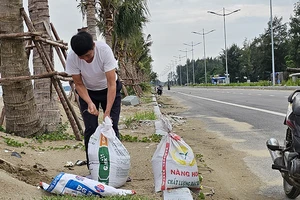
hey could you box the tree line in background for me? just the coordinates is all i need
[169,2,300,85]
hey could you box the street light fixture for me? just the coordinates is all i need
[208,8,241,84]
[192,29,215,84]
[183,42,201,84]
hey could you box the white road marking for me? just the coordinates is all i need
[177,92,286,117]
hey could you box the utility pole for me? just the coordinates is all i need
[270,0,275,86]
[183,42,201,84]
[174,55,186,86]
[179,48,192,85]
[208,8,241,84]
[192,29,215,84]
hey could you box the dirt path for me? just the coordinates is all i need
[0,94,277,199]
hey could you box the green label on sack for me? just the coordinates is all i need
[98,134,110,184]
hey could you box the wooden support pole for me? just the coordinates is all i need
[0,107,5,127]
[0,71,70,83]
[39,29,83,140]
[21,8,82,141]
[50,22,81,109]
[25,44,35,49]
[54,75,73,82]
[0,32,43,38]
[50,23,67,59]
[40,42,83,135]
[34,36,68,49]
[122,62,143,97]
[42,21,66,69]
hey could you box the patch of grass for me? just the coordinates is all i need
[0,125,5,132]
[124,116,135,128]
[2,137,27,147]
[195,153,205,162]
[284,78,300,86]
[123,111,156,128]
[140,96,153,104]
[120,134,162,143]
[196,153,207,168]
[48,143,85,151]
[198,192,206,199]
[28,142,85,151]
[134,111,156,121]
[34,122,75,143]
[120,134,139,142]
[149,134,163,143]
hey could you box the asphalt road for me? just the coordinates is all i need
[164,87,299,199]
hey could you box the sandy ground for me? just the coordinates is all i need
[0,93,276,200]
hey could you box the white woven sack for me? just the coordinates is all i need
[88,117,130,188]
[152,116,200,192]
[40,172,135,196]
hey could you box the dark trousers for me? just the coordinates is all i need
[79,80,122,166]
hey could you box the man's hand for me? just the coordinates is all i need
[88,102,99,116]
[103,112,111,121]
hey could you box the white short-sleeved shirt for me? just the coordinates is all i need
[66,41,118,90]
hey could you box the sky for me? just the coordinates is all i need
[23,0,299,82]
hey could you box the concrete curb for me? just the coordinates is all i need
[151,94,194,200]
[152,94,167,136]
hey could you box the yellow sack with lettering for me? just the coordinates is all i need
[151,116,200,193]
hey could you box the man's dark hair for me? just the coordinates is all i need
[70,31,94,56]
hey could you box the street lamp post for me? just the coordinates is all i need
[174,55,186,86]
[208,8,240,84]
[165,64,172,84]
[179,48,191,85]
[192,29,215,84]
[172,59,177,85]
[270,0,275,86]
[184,42,201,84]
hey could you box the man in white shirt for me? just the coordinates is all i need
[66,31,122,164]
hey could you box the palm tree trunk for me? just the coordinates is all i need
[86,0,97,39]
[28,0,61,132]
[0,0,43,137]
[101,1,115,47]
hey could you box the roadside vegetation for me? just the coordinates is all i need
[182,78,300,87]
[123,111,156,128]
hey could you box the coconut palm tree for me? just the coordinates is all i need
[77,0,97,39]
[127,33,153,82]
[78,0,152,93]
[86,0,97,39]
[96,0,121,47]
[0,0,43,137]
[28,0,61,132]
[113,0,150,82]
